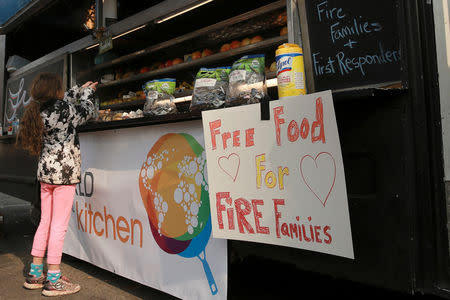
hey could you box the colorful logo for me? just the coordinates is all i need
[139,133,217,295]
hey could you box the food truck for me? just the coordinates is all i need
[1,0,450,298]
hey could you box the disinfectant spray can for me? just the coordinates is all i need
[275,43,306,98]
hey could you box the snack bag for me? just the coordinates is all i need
[143,79,178,116]
[225,54,267,106]
[190,67,231,111]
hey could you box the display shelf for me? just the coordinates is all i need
[100,99,145,110]
[95,36,287,90]
[99,72,278,111]
[77,0,286,79]
[99,89,193,110]
[79,111,202,133]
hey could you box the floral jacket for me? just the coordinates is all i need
[37,85,96,185]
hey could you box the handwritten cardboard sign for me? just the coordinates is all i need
[202,91,354,258]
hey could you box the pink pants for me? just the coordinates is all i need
[31,183,76,265]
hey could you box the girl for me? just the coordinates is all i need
[17,72,97,297]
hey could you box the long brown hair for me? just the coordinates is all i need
[16,73,64,156]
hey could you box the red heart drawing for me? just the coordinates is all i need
[218,153,240,182]
[300,152,336,207]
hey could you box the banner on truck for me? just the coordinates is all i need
[202,91,354,259]
[64,120,227,300]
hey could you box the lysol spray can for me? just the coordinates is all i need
[275,43,306,97]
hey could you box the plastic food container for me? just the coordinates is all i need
[275,43,306,97]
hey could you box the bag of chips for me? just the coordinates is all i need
[225,54,267,107]
[190,67,231,111]
[143,79,178,116]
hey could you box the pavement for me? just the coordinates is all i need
[0,191,447,300]
[0,192,176,300]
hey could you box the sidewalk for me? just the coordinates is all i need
[0,192,176,300]
[0,192,445,300]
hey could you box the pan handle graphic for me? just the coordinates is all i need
[197,249,218,295]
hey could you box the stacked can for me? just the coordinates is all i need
[275,43,306,98]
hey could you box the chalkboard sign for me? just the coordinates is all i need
[298,0,402,92]
[3,54,67,128]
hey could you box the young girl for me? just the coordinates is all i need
[17,72,97,297]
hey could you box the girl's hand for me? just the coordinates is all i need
[89,82,98,91]
[81,81,93,88]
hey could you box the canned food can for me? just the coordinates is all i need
[275,43,306,97]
